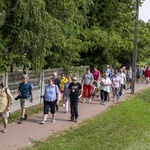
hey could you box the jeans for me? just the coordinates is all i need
[119,84,124,97]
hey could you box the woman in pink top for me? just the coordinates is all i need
[92,67,101,81]
[145,66,150,84]
[91,67,101,97]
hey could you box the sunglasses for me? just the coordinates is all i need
[73,80,77,81]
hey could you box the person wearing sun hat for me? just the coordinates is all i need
[18,74,33,124]
[0,82,13,133]
[67,77,82,122]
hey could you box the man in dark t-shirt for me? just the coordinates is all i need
[67,77,82,122]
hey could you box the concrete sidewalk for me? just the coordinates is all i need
[0,83,150,150]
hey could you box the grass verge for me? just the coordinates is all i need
[26,88,150,150]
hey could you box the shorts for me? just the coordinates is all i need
[127,78,132,82]
[20,98,29,108]
[44,100,57,114]
[1,111,9,118]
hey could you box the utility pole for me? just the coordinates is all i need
[131,0,140,94]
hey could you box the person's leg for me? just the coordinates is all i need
[100,90,104,104]
[2,112,9,133]
[41,101,50,123]
[50,100,57,122]
[21,108,26,119]
[74,99,79,122]
[65,100,69,113]
[61,92,65,107]
[107,92,110,101]
[70,98,75,120]
[104,91,108,103]
[18,99,28,124]
[112,88,115,101]
[82,84,87,102]
[119,84,123,97]
[115,88,119,102]
[87,85,92,102]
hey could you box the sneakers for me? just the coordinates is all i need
[18,118,24,124]
[64,111,69,114]
[74,118,78,122]
[82,99,86,103]
[24,114,28,120]
[89,99,91,102]
[18,114,27,124]
[41,120,46,124]
[69,118,74,121]
[100,101,105,105]
[113,100,118,104]
[51,118,56,123]
[2,127,8,133]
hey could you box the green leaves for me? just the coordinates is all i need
[0,0,149,73]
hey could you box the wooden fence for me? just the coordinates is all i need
[0,66,87,112]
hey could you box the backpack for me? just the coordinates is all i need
[5,87,13,105]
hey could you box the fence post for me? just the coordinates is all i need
[40,70,44,104]
[5,72,8,87]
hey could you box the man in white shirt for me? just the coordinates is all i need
[118,69,126,98]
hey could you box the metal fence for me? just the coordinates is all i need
[0,66,87,112]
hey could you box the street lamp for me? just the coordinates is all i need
[131,0,140,94]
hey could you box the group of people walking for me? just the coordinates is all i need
[0,64,150,133]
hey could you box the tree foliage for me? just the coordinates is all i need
[0,0,150,73]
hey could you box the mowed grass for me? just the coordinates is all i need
[27,89,150,150]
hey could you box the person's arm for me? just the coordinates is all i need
[90,73,94,85]
[30,91,33,102]
[56,85,61,102]
[29,84,33,102]
[18,83,22,96]
[66,83,71,101]
[81,75,84,85]
[97,71,101,81]
[79,84,82,95]
[6,88,13,111]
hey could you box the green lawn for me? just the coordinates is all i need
[26,89,150,150]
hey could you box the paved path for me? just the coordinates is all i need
[0,83,150,150]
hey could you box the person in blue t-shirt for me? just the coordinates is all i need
[41,78,60,124]
[18,75,33,124]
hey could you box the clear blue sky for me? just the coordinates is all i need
[139,0,150,22]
